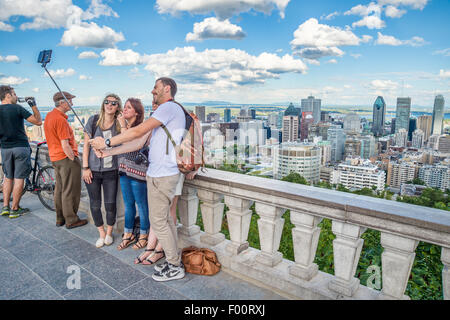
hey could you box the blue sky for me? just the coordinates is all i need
[0,0,449,109]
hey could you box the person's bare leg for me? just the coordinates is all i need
[11,178,24,210]
[3,177,13,208]
[106,225,113,237]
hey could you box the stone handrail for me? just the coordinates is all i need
[30,143,450,300]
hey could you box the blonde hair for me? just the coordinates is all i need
[98,93,123,133]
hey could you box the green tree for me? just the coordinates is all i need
[281,172,309,185]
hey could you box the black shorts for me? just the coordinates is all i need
[1,147,32,179]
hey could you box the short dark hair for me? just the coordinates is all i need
[156,77,177,98]
[0,85,13,101]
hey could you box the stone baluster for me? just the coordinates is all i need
[442,247,450,300]
[329,221,366,297]
[379,232,419,300]
[197,190,225,246]
[254,202,285,267]
[223,196,253,255]
[177,186,200,237]
[289,211,323,281]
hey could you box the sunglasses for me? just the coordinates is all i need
[104,100,119,106]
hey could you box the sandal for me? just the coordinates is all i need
[141,250,165,266]
[116,233,136,251]
[132,235,149,250]
[135,248,155,264]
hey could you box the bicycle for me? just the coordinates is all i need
[0,142,56,211]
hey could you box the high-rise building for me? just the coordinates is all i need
[268,113,278,127]
[282,115,299,143]
[273,142,321,183]
[195,106,206,123]
[437,135,450,153]
[343,113,361,134]
[331,162,386,191]
[224,108,231,123]
[387,161,420,188]
[207,113,220,123]
[431,95,445,135]
[250,108,256,120]
[419,165,450,191]
[395,97,411,133]
[360,135,376,159]
[372,96,386,137]
[408,118,417,142]
[327,126,346,163]
[300,112,314,141]
[412,129,425,149]
[301,96,321,124]
[344,137,361,159]
[321,111,331,122]
[394,128,408,147]
[417,115,433,143]
[390,118,396,134]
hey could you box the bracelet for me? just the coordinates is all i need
[83,167,89,170]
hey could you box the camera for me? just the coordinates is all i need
[135,147,149,166]
[37,50,52,66]
[17,97,36,107]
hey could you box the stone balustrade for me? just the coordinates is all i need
[30,143,450,300]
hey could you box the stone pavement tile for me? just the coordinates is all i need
[0,225,38,249]
[0,261,46,299]
[11,282,63,300]
[121,277,188,300]
[31,207,56,224]
[64,220,101,244]
[7,239,63,271]
[8,212,49,231]
[33,256,97,296]
[100,242,142,267]
[166,271,286,300]
[52,237,106,265]
[82,254,147,292]
[63,278,126,300]
[27,222,78,247]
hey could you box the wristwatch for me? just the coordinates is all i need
[105,138,111,147]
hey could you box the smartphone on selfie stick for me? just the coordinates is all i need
[38,49,91,138]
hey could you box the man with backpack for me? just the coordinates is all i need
[90,77,192,281]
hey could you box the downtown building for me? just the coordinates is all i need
[195,106,206,123]
[282,115,299,142]
[417,115,433,143]
[418,164,450,191]
[431,95,445,135]
[330,160,386,191]
[395,97,411,134]
[386,161,420,189]
[343,113,361,135]
[273,142,321,183]
[372,96,386,136]
[328,126,346,163]
[412,129,425,149]
[301,96,321,124]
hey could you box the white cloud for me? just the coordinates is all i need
[369,79,399,90]
[384,5,407,18]
[99,48,142,66]
[0,21,14,31]
[79,75,92,80]
[321,12,340,20]
[45,68,76,79]
[186,17,246,42]
[433,48,450,57]
[290,18,369,61]
[0,76,30,85]
[78,51,100,59]
[155,0,291,19]
[60,22,124,48]
[377,0,429,10]
[352,15,386,29]
[0,55,20,63]
[345,2,382,16]
[327,59,338,64]
[375,32,426,46]
[303,58,321,66]
[439,69,450,79]
[83,0,119,20]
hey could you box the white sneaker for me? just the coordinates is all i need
[104,235,114,246]
[96,237,105,248]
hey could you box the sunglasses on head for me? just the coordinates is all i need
[104,100,119,106]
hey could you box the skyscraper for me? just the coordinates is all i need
[284,103,301,137]
[417,115,433,142]
[395,97,411,133]
[408,118,417,141]
[282,115,299,142]
[372,96,386,137]
[224,108,231,123]
[300,112,313,141]
[328,126,346,163]
[195,106,206,123]
[301,96,321,124]
[250,108,256,120]
[431,95,445,135]
[343,113,361,135]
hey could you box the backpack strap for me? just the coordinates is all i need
[90,114,100,138]
[160,100,191,155]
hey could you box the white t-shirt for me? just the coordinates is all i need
[146,101,186,177]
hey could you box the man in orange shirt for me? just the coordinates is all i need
[43,92,87,229]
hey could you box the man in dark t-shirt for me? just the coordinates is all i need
[0,85,42,218]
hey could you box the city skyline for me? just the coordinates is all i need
[0,0,449,108]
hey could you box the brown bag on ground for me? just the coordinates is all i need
[181,246,221,276]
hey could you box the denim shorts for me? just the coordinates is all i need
[1,147,32,179]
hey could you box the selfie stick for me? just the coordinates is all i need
[38,50,91,138]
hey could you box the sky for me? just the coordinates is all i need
[0,0,449,109]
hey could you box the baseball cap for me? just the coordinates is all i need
[53,91,76,103]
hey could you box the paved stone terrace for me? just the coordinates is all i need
[0,194,286,300]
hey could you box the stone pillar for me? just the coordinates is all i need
[254,202,285,267]
[442,247,450,300]
[289,211,323,281]
[197,190,225,246]
[223,196,253,255]
[178,186,200,237]
[329,221,366,297]
[379,232,418,300]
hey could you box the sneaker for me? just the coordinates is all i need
[152,262,185,282]
[1,206,10,216]
[9,207,30,219]
[154,261,169,273]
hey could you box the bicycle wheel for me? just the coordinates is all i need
[36,165,56,211]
